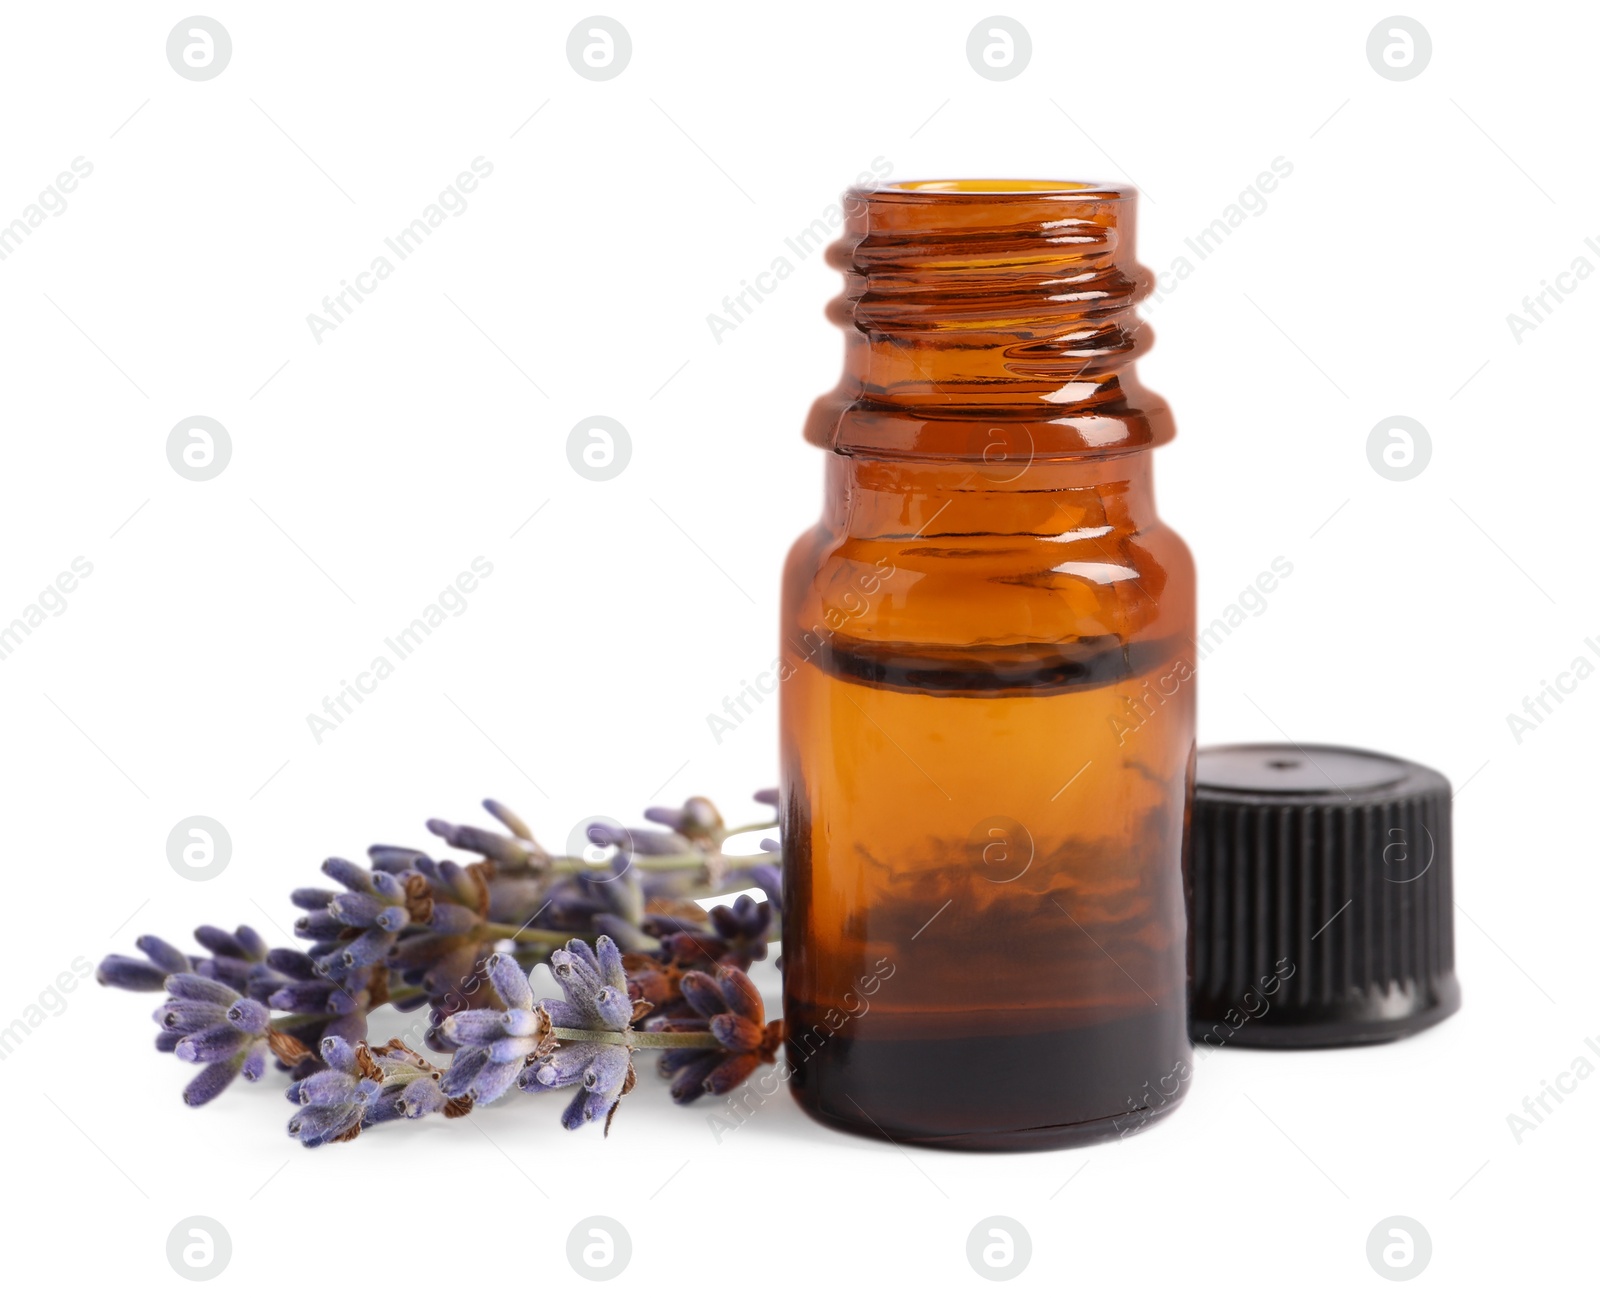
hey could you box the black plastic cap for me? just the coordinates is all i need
[1188,743,1460,1048]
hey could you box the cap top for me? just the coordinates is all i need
[1196,743,1409,796]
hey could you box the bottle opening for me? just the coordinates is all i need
[871,179,1131,199]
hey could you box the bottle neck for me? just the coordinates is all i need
[804,181,1172,461]
[821,452,1158,543]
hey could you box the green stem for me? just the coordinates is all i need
[482,923,596,944]
[718,820,779,841]
[551,1025,724,1051]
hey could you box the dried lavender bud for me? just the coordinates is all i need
[295,858,417,978]
[653,895,774,971]
[514,936,644,1131]
[192,924,270,994]
[654,965,781,1103]
[97,933,193,992]
[643,795,725,841]
[587,821,693,858]
[155,973,272,1106]
[438,954,551,1105]
[426,816,545,870]
[287,1036,467,1147]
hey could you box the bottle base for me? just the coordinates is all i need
[791,1086,1187,1151]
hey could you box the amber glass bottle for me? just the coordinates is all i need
[779,181,1194,1150]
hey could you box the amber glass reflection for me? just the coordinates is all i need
[779,181,1195,1149]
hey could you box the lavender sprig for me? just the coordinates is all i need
[99,791,784,1142]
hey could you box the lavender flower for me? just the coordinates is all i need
[655,894,774,970]
[519,936,643,1132]
[438,952,552,1105]
[654,966,780,1103]
[156,974,272,1106]
[255,947,376,1068]
[294,858,417,977]
[190,925,270,994]
[287,1037,467,1147]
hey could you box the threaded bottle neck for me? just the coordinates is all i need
[805,181,1172,461]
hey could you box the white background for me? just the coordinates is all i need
[1,2,1594,1291]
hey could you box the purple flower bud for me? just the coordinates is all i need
[710,1013,763,1052]
[487,953,532,1012]
[678,971,728,1019]
[226,999,271,1033]
[397,1076,447,1118]
[97,954,172,992]
[296,912,345,941]
[483,798,535,841]
[487,1037,530,1065]
[467,1058,523,1104]
[157,1001,229,1032]
[321,857,369,891]
[288,1102,366,1147]
[184,1056,244,1107]
[666,1053,721,1102]
[135,935,192,974]
[374,905,409,932]
[175,1024,251,1064]
[329,892,385,926]
[439,1047,489,1098]
[441,1009,504,1047]
[164,974,238,1006]
[241,1042,270,1082]
[521,1041,603,1092]
[501,1008,542,1037]
[367,845,431,870]
[582,1045,629,1094]
[426,902,479,936]
[593,986,633,1032]
[426,818,536,869]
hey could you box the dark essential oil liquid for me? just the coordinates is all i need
[781,631,1194,1150]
